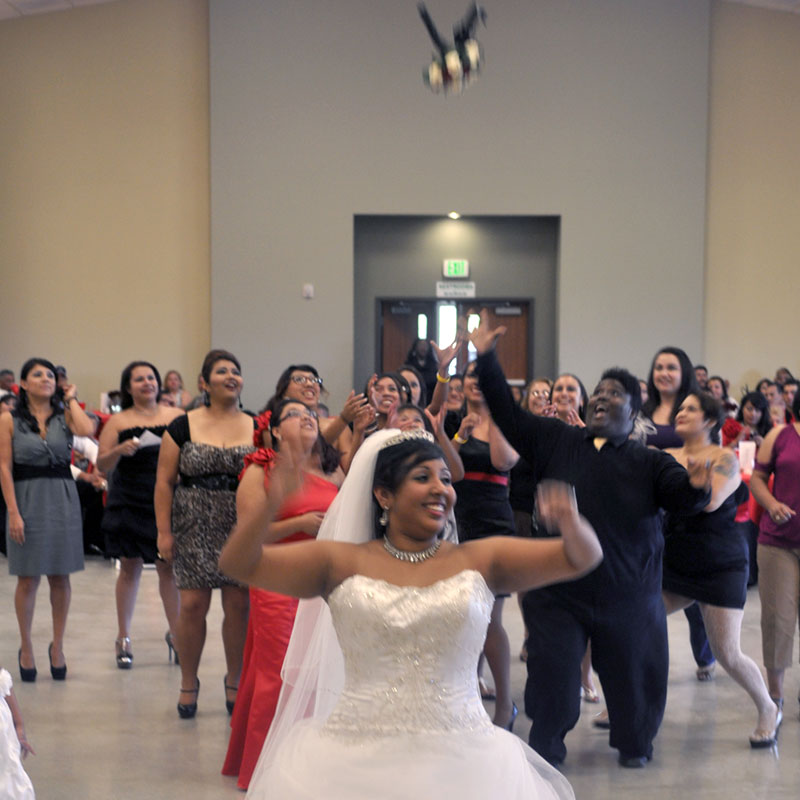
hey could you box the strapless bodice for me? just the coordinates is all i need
[322,570,494,739]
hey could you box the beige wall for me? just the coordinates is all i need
[0,0,210,406]
[706,1,800,395]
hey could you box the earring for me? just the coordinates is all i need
[379,507,389,527]
[202,390,210,407]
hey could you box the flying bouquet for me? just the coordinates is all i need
[418,2,487,95]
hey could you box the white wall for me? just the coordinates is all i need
[210,0,711,409]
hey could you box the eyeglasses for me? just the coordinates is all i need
[290,375,323,386]
[529,391,548,398]
[279,408,318,423]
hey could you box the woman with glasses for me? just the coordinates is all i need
[155,350,255,719]
[222,398,342,790]
[262,365,367,472]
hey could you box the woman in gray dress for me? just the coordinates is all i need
[0,358,95,682]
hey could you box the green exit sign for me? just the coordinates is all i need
[443,259,469,278]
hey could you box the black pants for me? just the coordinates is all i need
[523,587,668,765]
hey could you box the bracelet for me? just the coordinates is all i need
[64,396,76,406]
[436,373,451,384]
[453,433,469,444]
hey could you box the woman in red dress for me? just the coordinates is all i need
[221,398,342,790]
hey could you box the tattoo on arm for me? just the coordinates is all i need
[713,453,739,479]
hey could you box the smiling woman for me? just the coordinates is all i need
[154,349,255,719]
[97,361,184,672]
[0,357,96,683]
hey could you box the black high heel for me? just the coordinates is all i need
[115,637,133,670]
[165,632,179,665]
[506,703,519,733]
[177,679,200,719]
[18,649,36,683]
[224,676,238,715]
[48,643,67,680]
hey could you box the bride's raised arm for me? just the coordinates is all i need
[480,480,602,595]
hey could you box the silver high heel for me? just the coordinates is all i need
[115,637,133,669]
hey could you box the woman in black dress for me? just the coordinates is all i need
[98,361,183,669]
[452,361,518,729]
[662,392,780,747]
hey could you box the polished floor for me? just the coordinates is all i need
[1,557,798,799]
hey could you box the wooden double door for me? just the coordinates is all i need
[379,299,531,384]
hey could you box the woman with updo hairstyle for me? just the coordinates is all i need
[1,358,95,682]
[219,428,600,799]
[98,361,184,671]
[221,397,342,790]
[155,349,255,719]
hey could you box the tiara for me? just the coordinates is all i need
[379,429,435,450]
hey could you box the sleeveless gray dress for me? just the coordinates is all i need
[5,414,84,576]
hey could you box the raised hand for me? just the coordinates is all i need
[686,456,713,491]
[535,480,580,534]
[424,405,446,435]
[468,308,506,355]
[340,391,368,424]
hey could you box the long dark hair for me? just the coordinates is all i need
[263,364,326,415]
[737,391,772,439]
[549,372,588,421]
[119,361,162,409]
[398,364,427,407]
[642,346,698,424]
[270,398,339,475]
[15,358,60,433]
[372,434,445,537]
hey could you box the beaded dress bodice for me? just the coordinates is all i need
[322,570,494,739]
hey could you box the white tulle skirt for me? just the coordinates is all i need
[246,718,573,799]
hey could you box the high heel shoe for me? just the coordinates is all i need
[48,643,67,680]
[18,649,36,683]
[750,704,783,749]
[506,703,519,733]
[165,632,179,665]
[224,676,238,715]
[177,679,200,719]
[115,637,133,670]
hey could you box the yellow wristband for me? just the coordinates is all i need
[436,373,451,384]
[453,433,468,444]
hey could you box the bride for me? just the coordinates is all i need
[219,428,602,799]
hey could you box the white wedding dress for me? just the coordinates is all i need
[0,669,35,800]
[246,570,573,799]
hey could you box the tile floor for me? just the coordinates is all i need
[1,557,797,799]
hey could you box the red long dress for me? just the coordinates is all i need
[221,470,338,790]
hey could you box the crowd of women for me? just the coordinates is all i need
[1,333,799,796]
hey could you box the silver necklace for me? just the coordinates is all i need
[383,537,441,563]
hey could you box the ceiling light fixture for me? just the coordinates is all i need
[448,212,461,219]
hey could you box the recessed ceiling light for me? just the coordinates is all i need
[448,212,461,219]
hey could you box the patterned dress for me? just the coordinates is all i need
[167,414,254,589]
